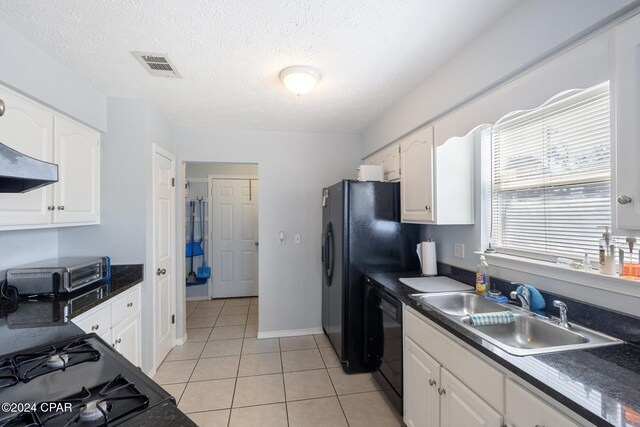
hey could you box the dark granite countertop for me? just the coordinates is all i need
[124,401,197,427]
[366,271,640,427]
[0,264,143,355]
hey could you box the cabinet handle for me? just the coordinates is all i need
[57,205,65,210]
[127,302,133,308]
[47,205,55,211]
[617,195,633,205]
[425,205,431,210]
[115,338,122,344]
[157,268,167,276]
[428,379,436,386]
[437,387,446,395]
[91,324,99,331]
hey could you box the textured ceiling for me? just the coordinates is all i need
[0,0,518,133]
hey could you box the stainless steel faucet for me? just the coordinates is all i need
[553,300,570,328]
[509,282,531,311]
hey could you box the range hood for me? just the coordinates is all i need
[0,142,58,193]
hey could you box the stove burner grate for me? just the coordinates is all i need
[12,338,100,382]
[0,358,18,389]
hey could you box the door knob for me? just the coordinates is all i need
[617,195,633,205]
[0,99,5,116]
[156,268,166,276]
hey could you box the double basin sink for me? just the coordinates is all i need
[410,292,622,356]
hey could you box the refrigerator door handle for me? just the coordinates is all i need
[325,223,335,286]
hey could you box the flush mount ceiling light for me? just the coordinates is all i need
[279,66,321,95]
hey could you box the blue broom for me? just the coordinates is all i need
[196,198,212,279]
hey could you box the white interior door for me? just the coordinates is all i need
[210,178,259,298]
[154,148,175,366]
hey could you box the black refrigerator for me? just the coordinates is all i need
[321,180,420,373]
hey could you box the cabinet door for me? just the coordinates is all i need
[440,368,503,427]
[112,311,141,367]
[505,379,579,427]
[404,337,440,427]
[614,14,640,231]
[400,126,434,223]
[379,143,400,181]
[0,87,54,226]
[73,304,112,336]
[53,115,100,224]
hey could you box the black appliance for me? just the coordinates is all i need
[321,180,419,373]
[0,334,182,426]
[0,142,58,193]
[365,279,403,413]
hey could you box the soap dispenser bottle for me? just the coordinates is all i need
[476,255,490,296]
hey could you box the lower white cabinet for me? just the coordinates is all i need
[111,311,141,367]
[404,336,502,427]
[404,337,441,427]
[440,368,502,427]
[505,379,579,427]
[72,285,142,367]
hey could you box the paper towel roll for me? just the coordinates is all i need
[416,241,438,276]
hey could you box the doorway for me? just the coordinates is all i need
[184,163,259,301]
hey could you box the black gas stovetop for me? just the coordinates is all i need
[0,334,174,426]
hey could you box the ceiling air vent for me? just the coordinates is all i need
[131,52,180,78]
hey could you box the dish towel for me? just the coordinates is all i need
[469,311,515,326]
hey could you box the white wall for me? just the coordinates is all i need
[362,0,636,156]
[175,127,361,337]
[0,20,107,131]
[186,163,258,178]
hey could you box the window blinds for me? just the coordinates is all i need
[491,82,610,261]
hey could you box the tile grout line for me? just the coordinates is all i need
[321,336,352,427]
[279,337,290,427]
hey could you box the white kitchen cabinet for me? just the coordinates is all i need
[440,368,503,427]
[72,285,142,367]
[613,13,640,231]
[400,124,474,224]
[112,311,141,367]
[53,116,100,224]
[505,379,579,427]
[0,87,54,226]
[379,142,401,182]
[0,84,100,230]
[404,337,441,427]
[400,126,435,223]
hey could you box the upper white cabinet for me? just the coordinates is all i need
[0,87,55,226]
[400,126,435,223]
[613,13,640,231]
[362,142,401,182]
[53,116,100,224]
[400,125,474,224]
[0,85,100,229]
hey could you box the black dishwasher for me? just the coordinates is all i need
[365,278,403,414]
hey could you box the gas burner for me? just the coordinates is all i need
[77,400,108,423]
[12,338,100,382]
[0,358,18,389]
[45,354,68,369]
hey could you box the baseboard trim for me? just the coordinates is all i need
[175,333,188,346]
[257,327,324,339]
[186,297,210,302]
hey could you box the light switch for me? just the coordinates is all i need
[294,233,301,244]
[279,231,285,244]
[454,243,465,259]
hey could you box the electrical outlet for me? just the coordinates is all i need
[454,243,465,259]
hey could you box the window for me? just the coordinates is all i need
[490,81,610,261]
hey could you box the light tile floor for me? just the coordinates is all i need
[155,297,402,427]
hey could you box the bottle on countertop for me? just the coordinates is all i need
[476,255,490,296]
